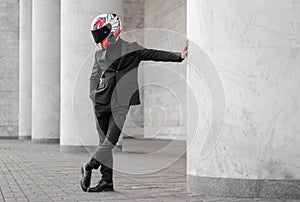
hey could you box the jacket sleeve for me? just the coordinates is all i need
[136,43,184,62]
[89,52,103,101]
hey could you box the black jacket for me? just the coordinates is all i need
[89,38,183,106]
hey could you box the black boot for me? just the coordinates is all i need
[80,163,92,192]
[87,179,114,192]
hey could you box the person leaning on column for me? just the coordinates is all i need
[80,13,188,193]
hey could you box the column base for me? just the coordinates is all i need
[60,145,97,153]
[32,138,59,144]
[19,136,31,140]
[60,145,123,153]
[114,144,122,152]
[0,136,18,140]
[187,175,300,199]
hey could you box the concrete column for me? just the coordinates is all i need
[60,0,123,152]
[187,0,300,199]
[0,0,19,138]
[19,0,32,140]
[31,0,60,143]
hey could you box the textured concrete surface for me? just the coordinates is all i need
[121,0,145,139]
[143,0,187,140]
[19,0,32,139]
[188,175,300,199]
[0,138,297,202]
[31,0,60,141]
[0,0,19,138]
[123,0,144,31]
[187,0,300,198]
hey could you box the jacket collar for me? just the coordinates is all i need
[99,38,128,61]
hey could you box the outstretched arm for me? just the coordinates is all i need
[138,40,188,62]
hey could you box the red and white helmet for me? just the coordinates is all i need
[91,13,122,49]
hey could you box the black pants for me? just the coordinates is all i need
[88,97,129,182]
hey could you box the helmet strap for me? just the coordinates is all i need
[108,33,116,44]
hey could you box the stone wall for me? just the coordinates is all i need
[121,0,145,138]
[122,0,144,31]
[143,0,187,140]
[0,0,19,138]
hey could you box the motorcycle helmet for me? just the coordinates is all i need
[91,13,122,49]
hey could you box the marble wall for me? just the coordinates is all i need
[187,0,300,197]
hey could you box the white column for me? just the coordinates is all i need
[31,0,60,143]
[60,0,123,152]
[187,0,300,198]
[19,0,32,140]
[0,0,19,138]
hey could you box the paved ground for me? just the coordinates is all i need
[0,138,299,202]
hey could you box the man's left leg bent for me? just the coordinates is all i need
[88,104,129,192]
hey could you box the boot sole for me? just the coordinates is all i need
[103,187,114,192]
[87,186,114,192]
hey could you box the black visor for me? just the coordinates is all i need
[91,25,111,44]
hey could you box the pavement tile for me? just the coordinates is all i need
[0,139,297,202]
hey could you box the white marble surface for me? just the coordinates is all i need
[187,0,300,179]
[60,0,123,147]
[31,0,60,140]
[19,0,32,138]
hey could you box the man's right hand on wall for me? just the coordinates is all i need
[181,40,188,60]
